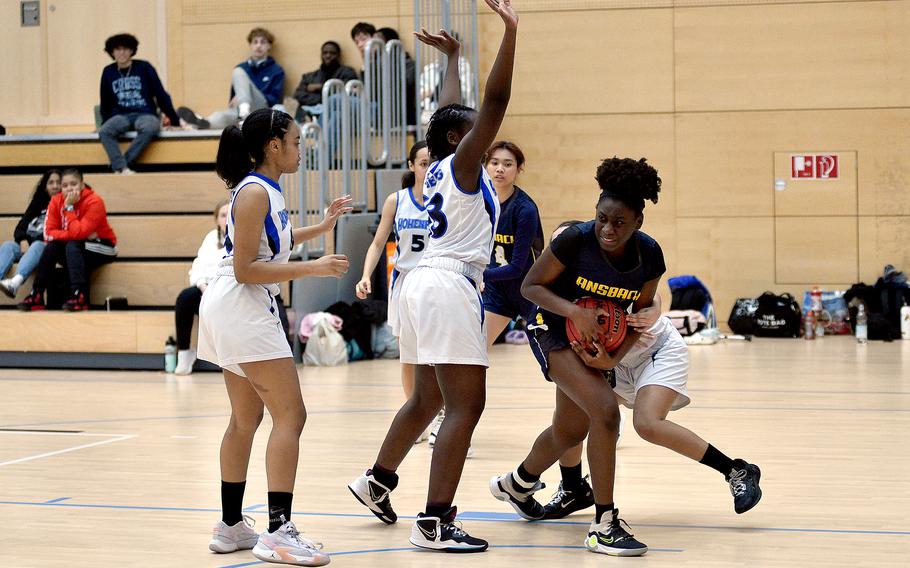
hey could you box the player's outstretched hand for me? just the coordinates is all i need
[311,254,349,278]
[484,0,518,28]
[355,278,372,299]
[414,28,461,56]
[324,195,354,225]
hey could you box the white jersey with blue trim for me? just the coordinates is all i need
[223,173,293,267]
[419,154,500,273]
[391,188,430,275]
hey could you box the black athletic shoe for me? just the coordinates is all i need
[585,508,648,557]
[409,506,488,553]
[542,475,595,519]
[728,459,762,514]
[347,470,397,524]
[489,472,546,520]
[177,106,211,129]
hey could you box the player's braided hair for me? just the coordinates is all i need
[595,157,661,214]
[215,108,293,189]
[425,103,475,161]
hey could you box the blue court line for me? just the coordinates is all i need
[219,545,683,567]
[242,503,265,512]
[1,499,908,537]
[43,497,70,504]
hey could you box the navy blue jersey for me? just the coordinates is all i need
[484,187,544,283]
[533,222,665,332]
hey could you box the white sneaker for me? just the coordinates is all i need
[347,470,397,524]
[209,515,259,553]
[427,409,445,448]
[0,278,17,299]
[252,520,330,566]
[175,349,197,375]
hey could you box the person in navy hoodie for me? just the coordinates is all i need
[97,33,180,175]
[179,28,287,131]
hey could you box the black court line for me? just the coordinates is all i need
[0,428,83,433]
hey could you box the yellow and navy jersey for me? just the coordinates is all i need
[483,187,544,284]
[534,222,665,330]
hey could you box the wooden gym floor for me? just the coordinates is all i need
[1,336,908,567]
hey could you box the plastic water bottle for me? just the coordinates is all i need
[901,301,910,340]
[856,305,868,344]
[164,336,178,372]
[804,310,816,340]
[811,286,824,337]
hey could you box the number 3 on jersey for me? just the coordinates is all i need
[426,193,448,238]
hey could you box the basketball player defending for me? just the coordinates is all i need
[202,108,351,566]
[347,0,518,552]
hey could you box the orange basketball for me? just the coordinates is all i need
[565,297,628,354]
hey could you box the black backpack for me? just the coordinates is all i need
[844,281,909,341]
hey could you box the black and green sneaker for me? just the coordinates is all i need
[585,508,648,557]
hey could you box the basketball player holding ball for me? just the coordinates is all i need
[490,157,762,556]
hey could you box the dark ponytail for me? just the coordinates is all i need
[595,157,661,215]
[400,140,428,189]
[215,108,294,189]
[425,103,474,161]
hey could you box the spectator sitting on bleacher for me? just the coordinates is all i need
[98,33,181,175]
[178,27,287,130]
[351,21,377,57]
[172,198,229,374]
[0,169,62,298]
[18,169,118,312]
[292,41,358,122]
[372,27,417,126]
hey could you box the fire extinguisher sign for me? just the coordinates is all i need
[791,154,839,180]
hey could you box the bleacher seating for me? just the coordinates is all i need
[0,169,227,362]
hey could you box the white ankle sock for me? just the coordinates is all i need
[10,274,24,288]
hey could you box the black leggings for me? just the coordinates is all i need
[33,240,115,295]
[175,286,291,350]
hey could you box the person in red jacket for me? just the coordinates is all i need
[18,168,118,312]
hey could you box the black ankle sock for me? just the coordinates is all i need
[595,502,615,522]
[267,491,293,533]
[699,444,735,478]
[221,480,246,525]
[560,463,583,489]
[513,463,540,492]
[425,502,452,519]
[368,464,399,491]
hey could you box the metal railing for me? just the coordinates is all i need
[386,39,409,167]
[414,0,480,138]
[284,121,327,258]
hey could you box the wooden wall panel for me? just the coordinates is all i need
[0,1,44,127]
[775,216,858,284]
[858,216,910,283]
[675,1,910,111]
[773,151,857,217]
[477,8,674,115]
[676,109,910,219]
[676,217,775,323]
[496,113,676,221]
